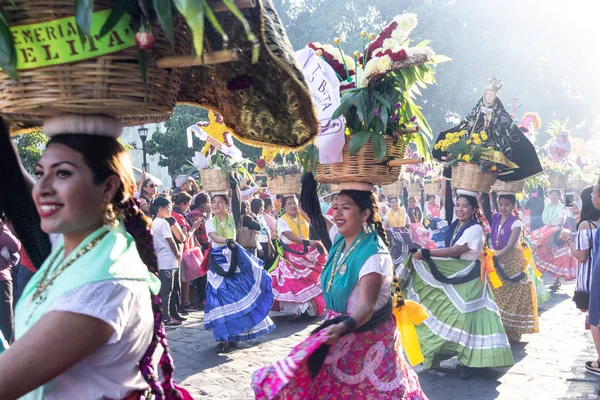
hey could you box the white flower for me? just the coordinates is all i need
[382,38,397,50]
[391,28,409,45]
[394,13,418,32]
[377,55,392,73]
[423,46,436,59]
[192,152,208,170]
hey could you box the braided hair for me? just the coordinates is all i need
[299,172,333,250]
[0,119,52,269]
[46,134,180,399]
[337,190,390,247]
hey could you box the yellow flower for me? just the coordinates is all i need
[463,154,471,163]
[333,37,342,45]
[434,142,440,150]
[457,154,463,160]
[491,165,497,171]
[473,138,482,145]
[466,139,472,145]
[353,51,361,59]
[472,133,480,140]
[459,130,467,136]
[368,33,376,40]
[360,30,368,38]
[445,132,452,139]
[453,138,460,143]
[481,132,488,141]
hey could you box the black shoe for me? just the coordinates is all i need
[179,308,190,315]
[458,365,472,380]
[216,341,229,353]
[172,313,188,321]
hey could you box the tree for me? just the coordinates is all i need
[146,106,208,176]
[13,131,47,174]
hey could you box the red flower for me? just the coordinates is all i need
[365,21,398,62]
[256,159,266,169]
[135,31,155,50]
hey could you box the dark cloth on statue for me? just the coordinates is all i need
[432,97,542,182]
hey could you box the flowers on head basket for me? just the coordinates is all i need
[382,181,405,197]
[265,162,303,195]
[491,179,525,195]
[308,13,447,185]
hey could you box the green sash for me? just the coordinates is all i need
[13,223,160,399]
[321,231,388,313]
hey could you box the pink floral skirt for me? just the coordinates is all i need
[251,315,427,400]
[530,226,577,280]
[270,244,327,316]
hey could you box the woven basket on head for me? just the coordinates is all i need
[451,163,498,193]
[269,174,302,195]
[548,172,568,189]
[0,0,188,127]
[424,182,442,196]
[382,181,404,197]
[200,169,229,193]
[407,183,422,198]
[491,179,525,194]
[568,178,588,191]
[316,135,406,185]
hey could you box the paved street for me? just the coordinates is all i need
[170,278,600,399]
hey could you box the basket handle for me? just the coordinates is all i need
[156,49,242,69]
[386,157,424,167]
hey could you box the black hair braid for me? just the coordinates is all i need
[0,119,52,269]
[120,199,180,399]
[300,172,332,250]
[480,193,493,225]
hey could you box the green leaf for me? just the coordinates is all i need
[204,2,228,49]
[373,92,391,110]
[0,9,17,80]
[221,0,259,63]
[348,131,372,155]
[357,93,367,123]
[153,0,174,46]
[75,0,93,39]
[137,48,148,85]
[431,54,452,64]
[380,106,388,132]
[332,90,362,119]
[372,133,386,161]
[416,39,431,47]
[99,2,127,38]
[173,0,205,57]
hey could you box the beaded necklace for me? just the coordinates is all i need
[326,231,368,292]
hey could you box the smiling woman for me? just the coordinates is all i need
[0,115,188,400]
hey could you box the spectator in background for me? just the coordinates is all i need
[0,217,21,343]
[525,189,545,231]
[252,198,275,269]
[151,197,183,327]
[138,178,157,216]
[585,180,600,375]
[173,175,199,197]
[240,201,262,257]
[263,198,277,239]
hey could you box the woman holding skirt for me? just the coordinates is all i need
[490,195,539,342]
[400,194,513,379]
[270,195,326,318]
[204,193,275,353]
[252,187,426,399]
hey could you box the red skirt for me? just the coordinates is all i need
[530,226,577,280]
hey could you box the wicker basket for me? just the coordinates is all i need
[451,163,498,193]
[407,183,422,198]
[200,169,229,193]
[0,0,188,126]
[568,178,589,191]
[424,182,442,196]
[316,135,406,185]
[269,174,302,195]
[491,179,525,194]
[382,181,404,197]
[548,172,568,189]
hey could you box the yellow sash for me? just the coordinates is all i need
[281,213,310,239]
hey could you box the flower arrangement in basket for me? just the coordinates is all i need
[310,13,448,184]
[265,162,303,195]
[191,150,253,193]
[542,159,573,189]
[436,129,511,193]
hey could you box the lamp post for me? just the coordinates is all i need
[138,125,149,172]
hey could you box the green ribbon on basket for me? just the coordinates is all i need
[3,9,135,72]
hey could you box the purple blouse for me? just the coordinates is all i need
[491,214,519,251]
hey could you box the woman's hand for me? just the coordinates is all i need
[325,322,347,345]
[560,229,572,241]
[176,252,182,262]
[413,249,423,260]
[192,218,202,230]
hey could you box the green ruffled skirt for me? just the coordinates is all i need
[398,257,514,368]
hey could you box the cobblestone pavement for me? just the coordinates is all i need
[170,277,600,399]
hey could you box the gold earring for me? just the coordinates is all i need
[103,203,118,230]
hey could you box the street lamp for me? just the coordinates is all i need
[138,125,149,172]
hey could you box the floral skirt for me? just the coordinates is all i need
[491,248,539,342]
[251,315,427,400]
[270,244,326,316]
[530,226,577,280]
